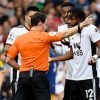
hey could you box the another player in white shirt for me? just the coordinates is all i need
[0,6,39,98]
[53,2,75,100]
[50,8,100,100]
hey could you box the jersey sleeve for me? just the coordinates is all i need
[6,28,17,45]
[89,25,100,43]
[47,32,62,43]
[7,39,19,59]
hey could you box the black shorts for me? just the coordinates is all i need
[14,71,50,100]
[63,78,99,100]
[63,79,71,100]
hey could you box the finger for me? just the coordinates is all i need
[92,60,96,63]
[86,14,93,19]
[88,60,93,65]
[88,60,92,65]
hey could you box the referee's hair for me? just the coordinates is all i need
[61,2,75,9]
[26,6,39,15]
[68,8,85,21]
[31,12,46,27]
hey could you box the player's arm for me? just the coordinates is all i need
[61,15,93,38]
[88,40,100,64]
[0,44,11,62]
[49,47,73,62]
[1,28,15,62]
[96,41,100,57]
[88,26,100,64]
[6,39,19,70]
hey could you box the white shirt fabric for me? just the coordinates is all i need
[97,58,100,87]
[69,25,100,80]
[97,58,100,78]
[58,24,76,80]
[58,24,100,80]
[6,26,28,82]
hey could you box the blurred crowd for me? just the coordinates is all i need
[0,0,100,100]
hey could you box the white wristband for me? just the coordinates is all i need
[93,54,98,59]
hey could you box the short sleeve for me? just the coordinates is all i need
[7,39,19,59]
[89,25,100,43]
[6,28,17,45]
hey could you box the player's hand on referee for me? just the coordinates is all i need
[48,57,53,63]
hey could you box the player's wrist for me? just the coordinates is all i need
[92,54,98,60]
[78,24,81,33]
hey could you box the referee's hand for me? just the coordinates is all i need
[88,56,96,65]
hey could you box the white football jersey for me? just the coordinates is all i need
[97,58,100,78]
[69,24,100,80]
[58,24,100,80]
[6,26,28,82]
[58,24,76,80]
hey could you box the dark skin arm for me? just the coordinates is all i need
[0,44,20,70]
[49,47,73,62]
[0,44,11,62]
[88,40,100,64]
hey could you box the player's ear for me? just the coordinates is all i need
[38,21,42,26]
[25,15,27,21]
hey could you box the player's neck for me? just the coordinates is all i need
[24,23,30,31]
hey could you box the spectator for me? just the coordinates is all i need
[0,4,8,25]
[5,0,15,17]
[15,7,25,25]
[8,16,18,27]
[75,0,89,8]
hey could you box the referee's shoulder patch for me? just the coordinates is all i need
[49,32,57,36]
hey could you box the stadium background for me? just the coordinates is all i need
[0,0,100,100]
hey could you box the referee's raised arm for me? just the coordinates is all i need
[31,12,94,41]
[60,15,94,39]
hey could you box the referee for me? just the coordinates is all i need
[0,5,39,98]
[6,12,93,100]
